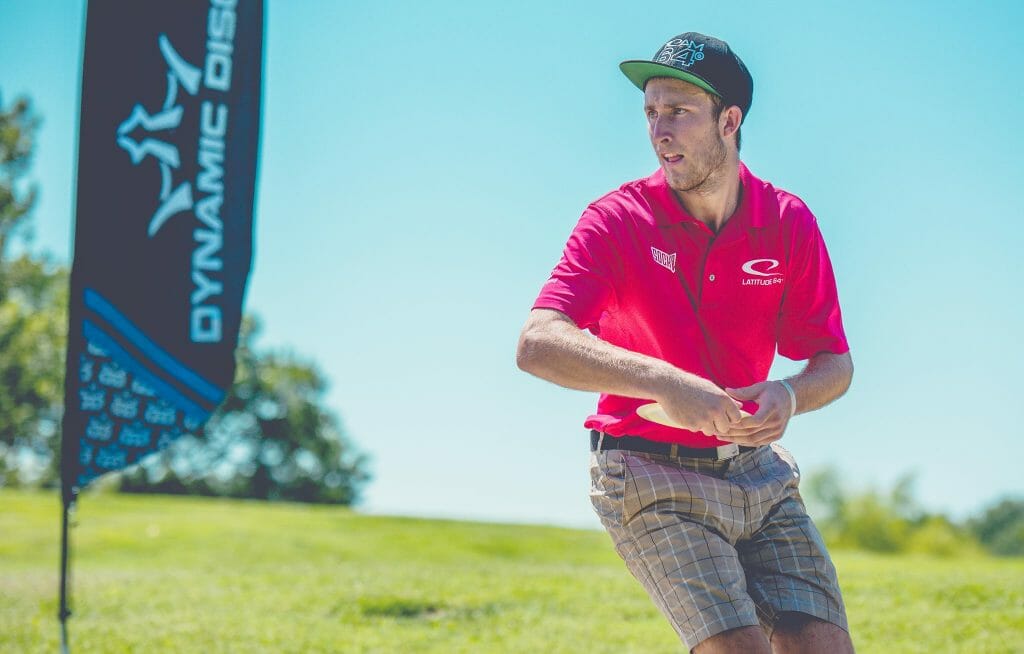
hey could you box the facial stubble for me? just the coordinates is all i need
[664,122,729,197]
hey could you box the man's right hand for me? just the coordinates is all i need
[654,372,745,437]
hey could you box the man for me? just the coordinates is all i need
[516,32,855,653]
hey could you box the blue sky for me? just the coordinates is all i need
[1,0,1021,528]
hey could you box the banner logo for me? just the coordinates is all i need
[114,18,239,344]
[116,35,201,238]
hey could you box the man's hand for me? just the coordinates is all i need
[718,381,793,446]
[518,309,853,445]
[655,373,746,437]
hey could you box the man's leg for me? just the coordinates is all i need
[590,449,764,651]
[692,617,855,654]
[770,612,855,654]
[732,445,852,651]
[694,626,771,654]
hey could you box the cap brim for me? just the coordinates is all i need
[619,61,720,97]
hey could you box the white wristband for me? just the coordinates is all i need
[778,379,797,418]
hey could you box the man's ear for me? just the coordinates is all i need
[720,105,742,142]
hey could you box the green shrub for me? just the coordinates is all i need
[969,497,1024,556]
[905,516,984,558]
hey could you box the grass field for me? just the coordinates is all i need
[1,489,1022,653]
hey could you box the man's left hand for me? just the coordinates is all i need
[719,381,793,446]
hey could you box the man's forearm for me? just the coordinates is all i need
[784,351,854,416]
[516,311,679,400]
[517,309,840,437]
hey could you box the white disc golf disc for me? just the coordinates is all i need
[636,402,751,429]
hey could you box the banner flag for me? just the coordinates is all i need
[60,0,264,502]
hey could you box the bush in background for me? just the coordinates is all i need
[803,467,991,557]
[969,497,1024,556]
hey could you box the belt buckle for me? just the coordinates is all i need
[715,443,740,460]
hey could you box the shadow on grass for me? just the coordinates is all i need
[354,596,502,621]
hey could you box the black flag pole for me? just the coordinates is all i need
[59,415,80,654]
[59,298,81,654]
[58,493,75,654]
[59,1,86,648]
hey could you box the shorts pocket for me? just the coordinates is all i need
[769,442,801,487]
[589,450,627,529]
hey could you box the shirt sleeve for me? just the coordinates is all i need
[532,206,619,331]
[776,206,849,360]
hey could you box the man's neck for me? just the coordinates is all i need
[674,159,742,233]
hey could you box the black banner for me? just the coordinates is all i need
[61,0,264,500]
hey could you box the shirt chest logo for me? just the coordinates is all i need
[741,258,784,286]
[651,247,677,273]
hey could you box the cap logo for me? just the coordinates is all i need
[655,38,705,68]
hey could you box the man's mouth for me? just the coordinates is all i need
[662,153,684,164]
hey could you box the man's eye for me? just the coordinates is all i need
[673,108,687,115]
[645,110,657,119]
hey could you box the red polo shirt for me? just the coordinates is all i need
[532,162,849,447]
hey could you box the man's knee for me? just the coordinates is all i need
[693,625,771,654]
[770,612,854,653]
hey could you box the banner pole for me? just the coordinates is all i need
[58,493,76,654]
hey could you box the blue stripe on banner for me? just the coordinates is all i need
[82,320,211,424]
[84,288,225,404]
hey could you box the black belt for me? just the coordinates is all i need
[590,430,757,461]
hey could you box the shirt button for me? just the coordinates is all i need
[709,274,716,281]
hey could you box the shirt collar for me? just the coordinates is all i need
[646,161,766,230]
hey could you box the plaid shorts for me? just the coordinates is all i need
[589,439,848,650]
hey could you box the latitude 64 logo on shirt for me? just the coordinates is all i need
[742,258,784,286]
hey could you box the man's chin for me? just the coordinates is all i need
[664,169,698,193]
[661,164,683,181]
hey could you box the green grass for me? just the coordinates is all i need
[1,489,1022,653]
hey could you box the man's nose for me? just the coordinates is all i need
[650,117,671,142]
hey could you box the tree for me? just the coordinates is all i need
[118,316,371,504]
[0,255,68,486]
[969,498,1024,556]
[0,94,67,487]
[0,94,40,260]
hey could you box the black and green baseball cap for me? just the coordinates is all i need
[620,32,753,122]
